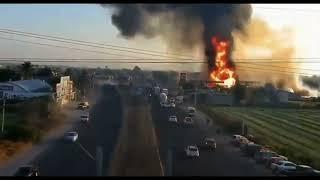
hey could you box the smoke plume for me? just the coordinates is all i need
[300,75,320,90]
[101,4,252,76]
[233,17,297,90]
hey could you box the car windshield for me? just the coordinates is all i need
[16,167,32,175]
[2,3,319,177]
[205,138,215,142]
[67,132,77,136]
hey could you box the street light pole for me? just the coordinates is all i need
[194,87,197,107]
[2,98,6,134]
[242,118,245,136]
[96,146,103,176]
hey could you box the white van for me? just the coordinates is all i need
[162,89,168,96]
[187,107,196,116]
[175,96,183,104]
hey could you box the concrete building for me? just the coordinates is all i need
[0,79,53,100]
[56,76,75,105]
[206,91,233,106]
[276,90,289,103]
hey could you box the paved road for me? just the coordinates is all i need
[29,84,123,176]
[151,97,273,176]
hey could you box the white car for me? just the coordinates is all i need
[169,98,175,103]
[187,107,196,116]
[64,132,79,142]
[185,146,200,157]
[183,117,193,125]
[80,114,89,123]
[168,115,178,123]
[170,103,175,108]
[164,103,171,108]
[271,160,296,173]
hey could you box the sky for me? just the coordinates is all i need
[0,4,320,74]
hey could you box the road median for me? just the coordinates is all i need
[109,94,163,176]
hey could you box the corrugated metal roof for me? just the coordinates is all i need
[9,79,52,93]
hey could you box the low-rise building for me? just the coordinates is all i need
[0,79,53,100]
[206,91,233,106]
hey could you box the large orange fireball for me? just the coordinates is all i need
[209,37,236,88]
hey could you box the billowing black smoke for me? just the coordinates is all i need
[301,75,320,90]
[101,4,252,74]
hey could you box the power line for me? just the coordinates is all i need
[3,28,320,62]
[0,28,195,59]
[254,6,320,13]
[0,36,146,59]
[237,63,320,72]
[0,58,318,75]
[1,57,320,75]
[237,65,317,76]
[0,59,203,64]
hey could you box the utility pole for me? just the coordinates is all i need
[167,148,173,176]
[194,87,198,107]
[83,88,86,101]
[96,146,103,176]
[242,119,245,136]
[2,97,6,134]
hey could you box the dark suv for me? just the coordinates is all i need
[198,137,217,150]
[14,165,39,176]
[278,165,320,176]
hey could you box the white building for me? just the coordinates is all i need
[56,76,75,105]
[0,79,53,100]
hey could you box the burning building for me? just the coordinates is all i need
[208,37,236,89]
[103,4,252,87]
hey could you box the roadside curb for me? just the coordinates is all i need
[148,105,164,176]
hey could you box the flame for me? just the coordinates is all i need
[209,37,236,88]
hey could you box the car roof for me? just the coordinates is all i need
[188,145,197,148]
[233,135,243,137]
[19,165,34,168]
[67,131,77,134]
[205,137,215,141]
[170,115,176,117]
[279,160,295,164]
[298,165,312,168]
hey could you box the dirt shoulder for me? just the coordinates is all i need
[0,102,79,176]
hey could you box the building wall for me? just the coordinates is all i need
[206,93,233,106]
[0,82,52,100]
[56,76,75,105]
[277,91,289,103]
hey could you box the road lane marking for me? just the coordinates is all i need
[150,112,165,176]
[77,141,96,161]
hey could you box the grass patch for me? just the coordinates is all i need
[199,105,320,170]
[0,98,67,164]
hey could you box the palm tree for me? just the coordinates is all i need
[21,61,33,80]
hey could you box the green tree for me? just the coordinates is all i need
[0,68,21,82]
[20,61,33,80]
[152,71,169,85]
[35,66,53,77]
